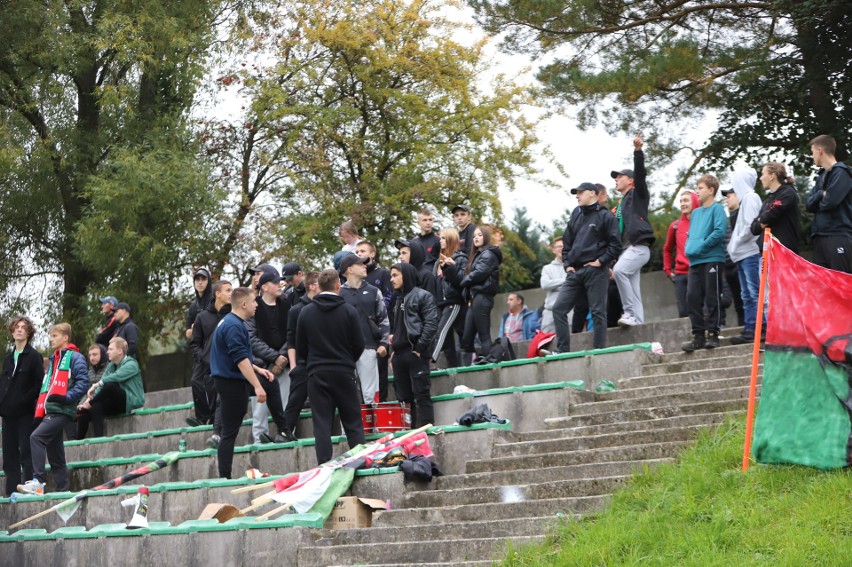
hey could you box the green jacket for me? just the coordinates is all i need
[98,356,145,413]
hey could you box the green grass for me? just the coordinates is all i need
[500,418,852,566]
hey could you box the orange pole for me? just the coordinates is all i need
[742,228,772,472]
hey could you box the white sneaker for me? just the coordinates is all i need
[17,479,45,495]
[618,315,638,328]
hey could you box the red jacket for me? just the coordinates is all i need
[663,191,700,276]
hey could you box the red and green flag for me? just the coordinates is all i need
[752,238,852,469]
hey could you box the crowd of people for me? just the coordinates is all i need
[2,133,850,492]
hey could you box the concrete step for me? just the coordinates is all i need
[435,459,673,490]
[466,441,689,474]
[652,343,753,363]
[523,411,741,440]
[545,398,752,428]
[569,385,757,415]
[641,353,759,377]
[601,374,755,400]
[297,534,547,567]
[624,364,759,390]
[371,494,607,527]
[401,475,629,508]
[492,426,702,458]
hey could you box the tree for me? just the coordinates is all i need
[0,1,224,351]
[499,207,551,292]
[467,0,852,184]
[210,0,542,266]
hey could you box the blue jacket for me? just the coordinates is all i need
[499,307,539,341]
[45,348,89,418]
[685,203,727,265]
[210,312,254,381]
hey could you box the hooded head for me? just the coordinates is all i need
[679,190,700,221]
[193,268,212,300]
[391,262,419,296]
[730,167,757,200]
[395,239,426,270]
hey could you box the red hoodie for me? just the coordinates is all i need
[663,191,700,276]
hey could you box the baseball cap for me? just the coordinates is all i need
[721,188,735,196]
[339,254,368,274]
[249,263,275,275]
[281,262,302,281]
[99,296,118,308]
[394,239,412,250]
[451,205,470,214]
[259,268,282,286]
[116,302,131,313]
[570,182,601,195]
[610,169,635,179]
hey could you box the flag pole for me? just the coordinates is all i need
[742,228,772,472]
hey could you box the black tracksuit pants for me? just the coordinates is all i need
[213,377,253,479]
[687,262,723,335]
[430,304,465,366]
[553,265,609,352]
[461,294,494,355]
[282,366,308,434]
[77,382,126,438]
[392,348,433,428]
[308,369,365,465]
[191,362,218,424]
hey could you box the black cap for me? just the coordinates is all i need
[570,182,601,195]
[451,205,470,214]
[610,169,635,179]
[116,302,131,313]
[281,262,302,280]
[259,268,282,286]
[721,188,735,196]
[249,263,275,275]
[394,239,412,250]
[339,254,368,274]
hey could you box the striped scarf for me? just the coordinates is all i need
[35,349,73,418]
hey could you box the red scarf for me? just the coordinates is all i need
[35,345,79,418]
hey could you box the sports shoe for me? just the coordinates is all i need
[17,479,45,495]
[185,416,203,427]
[681,334,706,352]
[206,434,220,449]
[617,315,638,328]
[730,333,755,345]
[258,432,274,444]
[705,331,720,349]
[282,430,298,443]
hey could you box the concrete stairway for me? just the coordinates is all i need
[296,343,761,567]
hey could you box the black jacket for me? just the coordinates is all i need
[458,223,476,256]
[460,245,502,298]
[366,262,393,311]
[0,344,43,418]
[185,268,213,331]
[413,231,441,272]
[805,162,852,238]
[286,295,312,369]
[189,302,232,369]
[115,318,139,357]
[295,293,364,375]
[247,296,291,365]
[751,184,800,253]
[95,312,118,346]
[437,250,468,306]
[617,150,656,246]
[340,281,390,350]
[283,282,306,307]
[563,203,623,268]
[391,263,439,354]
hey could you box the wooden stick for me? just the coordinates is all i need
[240,496,275,515]
[231,480,275,494]
[255,502,292,521]
[9,507,55,530]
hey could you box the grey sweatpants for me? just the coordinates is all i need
[613,244,650,323]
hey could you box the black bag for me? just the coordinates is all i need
[474,337,516,365]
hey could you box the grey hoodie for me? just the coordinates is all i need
[726,168,762,263]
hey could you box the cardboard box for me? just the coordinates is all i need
[323,496,388,529]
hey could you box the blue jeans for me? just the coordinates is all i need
[737,254,761,335]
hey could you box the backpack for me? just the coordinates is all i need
[474,337,516,365]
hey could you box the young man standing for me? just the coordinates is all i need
[356,240,393,401]
[540,239,565,333]
[187,280,233,447]
[295,269,365,465]
[340,254,390,405]
[662,191,699,317]
[611,132,655,328]
[210,287,273,479]
[724,168,763,344]
[805,134,852,273]
[499,292,539,342]
[95,296,119,346]
[19,323,88,494]
[682,175,728,351]
[552,183,622,353]
[281,262,306,306]
[413,208,441,272]
[281,271,320,441]
[452,205,476,256]
[113,302,139,358]
[185,268,212,339]
[1,316,43,496]
[389,263,439,428]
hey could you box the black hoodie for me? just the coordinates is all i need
[185,268,214,331]
[295,292,365,375]
[189,301,232,369]
[404,239,440,300]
